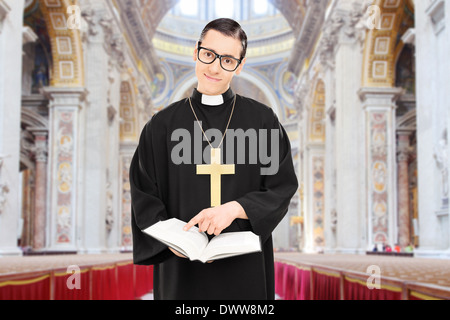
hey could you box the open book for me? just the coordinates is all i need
[143,218,261,263]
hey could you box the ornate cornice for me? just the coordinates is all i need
[426,0,445,34]
[0,0,11,33]
[115,0,166,76]
[294,77,311,119]
[318,1,368,71]
[288,0,328,75]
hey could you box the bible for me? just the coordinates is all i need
[143,218,262,263]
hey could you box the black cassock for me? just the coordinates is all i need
[130,88,298,300]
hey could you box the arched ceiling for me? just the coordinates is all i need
[154,1,294,62]
[115,0,325,76]
[137,0,309,37]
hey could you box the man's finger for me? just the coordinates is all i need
[199,220,210,233]
[184,214,203,231]
[183,217,198,231]
[207,224,215,236]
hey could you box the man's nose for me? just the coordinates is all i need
[209,58,222,73]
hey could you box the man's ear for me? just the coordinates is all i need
[235,57,246,75]
[193,45,198,62]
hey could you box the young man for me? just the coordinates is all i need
[130,18,298,300]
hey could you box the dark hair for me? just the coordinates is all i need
[199,18,248,60]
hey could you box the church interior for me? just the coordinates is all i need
[0,0,450,300]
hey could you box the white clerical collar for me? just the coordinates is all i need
[191,88,235,106]
[201,94,224,106]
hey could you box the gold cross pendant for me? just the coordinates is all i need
[197,148,235,207]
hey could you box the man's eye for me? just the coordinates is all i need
[223,58,232,65]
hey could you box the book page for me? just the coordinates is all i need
[200,232,261,262]
[143,218,209,260]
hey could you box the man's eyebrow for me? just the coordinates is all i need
[201,46,239,59]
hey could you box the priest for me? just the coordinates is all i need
[130,18,298,300]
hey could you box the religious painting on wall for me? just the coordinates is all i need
[24,3,52,93]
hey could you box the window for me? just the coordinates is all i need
[178,0,199,17]
[215,0,234,19]
[170,0,278,21]
[252,0,269,16]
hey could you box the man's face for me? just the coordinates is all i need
[193,29,246,96]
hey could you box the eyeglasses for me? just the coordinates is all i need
[197,44,242,72]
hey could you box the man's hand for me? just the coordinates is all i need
[169,248,213,263]
[169,247,188,259]
[184,201,248,236]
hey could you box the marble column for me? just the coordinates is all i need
[43,87,86,252]
[119,141,137,251]
[0,0,24,256]
[304,142,325,252]
[80,4,114,253]
[447,0,450,254]
[30,129,48,250]
[359,87,403,247]
[324,102,337,251]
[333,23,365,253]
[397,130,412,247]
[415,0,450,256]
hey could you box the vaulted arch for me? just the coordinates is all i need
[21,108,49,130]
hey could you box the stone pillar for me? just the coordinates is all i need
[304,143,325,253]
[43,87,86,252]
[447,0,450,254]
[333,17,365,253]
[324,102,337,251]
[0,0,25,256]
[79,3,117,253]
[359,87,403,247]
[415,0,450,256]
[30,129,48,250]
[119,141,137,251]
[397,130,412,247]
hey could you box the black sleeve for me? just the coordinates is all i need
[236,115,298,243]
[130,118,172,265]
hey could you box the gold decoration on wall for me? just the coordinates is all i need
[39,0,84,87]
[362,0,414,88]
[309,79,326,142]
[119,81,139,142]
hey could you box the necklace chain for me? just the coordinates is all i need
[188,95,236,149]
